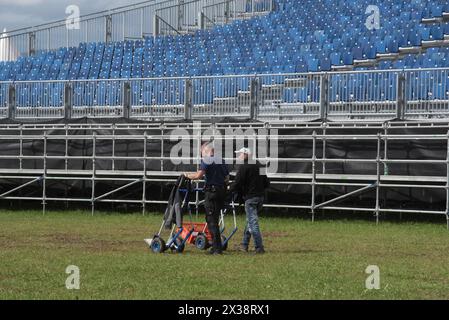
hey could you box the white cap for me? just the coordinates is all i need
[235,147,251,155]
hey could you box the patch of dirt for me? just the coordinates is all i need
[42,233,143,252]
[0,233,144,253]
[263,231,290,238]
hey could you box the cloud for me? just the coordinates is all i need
[0,0,44,5]
[0,0,144,31]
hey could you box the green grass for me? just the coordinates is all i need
[0,210,448,300]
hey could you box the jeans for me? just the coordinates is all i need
[242,196,264,250]
[204,188,225,251]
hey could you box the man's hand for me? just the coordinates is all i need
[184,170,204,181]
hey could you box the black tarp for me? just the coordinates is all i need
[0,117,446,213]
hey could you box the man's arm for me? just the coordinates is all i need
[229,166,244,194]
[184,170,205,180]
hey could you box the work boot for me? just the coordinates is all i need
[238,244,249,252]
[255,247,265,254]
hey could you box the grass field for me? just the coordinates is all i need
[0,210,448,300]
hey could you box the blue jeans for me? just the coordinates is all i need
[242,196,264,250]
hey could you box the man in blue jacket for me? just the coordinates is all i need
[185,143,229,255]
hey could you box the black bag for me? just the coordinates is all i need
[263,174,270,190]
[163,175,191,229]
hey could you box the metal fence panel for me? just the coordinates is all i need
[190,75,251,118]
[406,69,449,118]
[14,81,65,118]
[130,78,185,119]
[71,80,124,118]
[1,68,449,121]
[0,82,9,118]
[328,71,399,119]
[260,73,321,119]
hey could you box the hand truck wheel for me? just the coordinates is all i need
[151,236,166,253]
[195,233,209,250]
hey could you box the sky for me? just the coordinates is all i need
[0,0,147,31]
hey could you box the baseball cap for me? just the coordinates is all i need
[235,147,251,154]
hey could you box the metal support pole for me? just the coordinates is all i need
[122,12,126,41]
[311,130,317,222]
[91,132,96,216]
[65,125,69,171]
[140,8,144,38]
[105,15,113,43]
[198,11,205,30]
[383,122,390,219]
[142,132,147,216]
[383,123,389,176]
[64,82,72,120]
[19,125,23,170]
[446,131,449,230]
[154,15,160,37]
[8,84,16,120]
[177,0,184,31]
[184,79,193,121]
[322,123,327,174]
[315,184,376,209]
[28,32,36,56]
[112,124,116,171]
[123,81,131,119]
[65,125,69,209]
[225,0,230,24]
[396,72,406,120]
[160,125,164,172]
[375,133,382,225]
[195,122,201,217]
[250,77,259,120]
[320,74,329,121]
[42,132,47,215]
[321,123,327,217]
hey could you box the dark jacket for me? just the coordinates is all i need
[230,161,270,201]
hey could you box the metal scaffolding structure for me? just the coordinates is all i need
[0,120,447,229]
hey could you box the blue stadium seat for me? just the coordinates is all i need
[1,0,449,108]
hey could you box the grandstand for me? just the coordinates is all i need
[0,0,447,120]
[0,0,448,227]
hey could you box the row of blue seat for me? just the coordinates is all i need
[1,0,449,82]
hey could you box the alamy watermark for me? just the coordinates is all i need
[66,5,81,30]
[65,265,80,290]
[365,265,380,290]
[169,122,279,174]
[365,5,381,31]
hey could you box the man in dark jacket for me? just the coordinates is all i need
[230,147,269,254]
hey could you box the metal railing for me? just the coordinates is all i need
[202,0,273,29]
[154,0,273,36]
[1,68,449,121]
[0,0,165,60]
[0,0,184,61]
[0,0,273,61]
[155,0,211,36]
